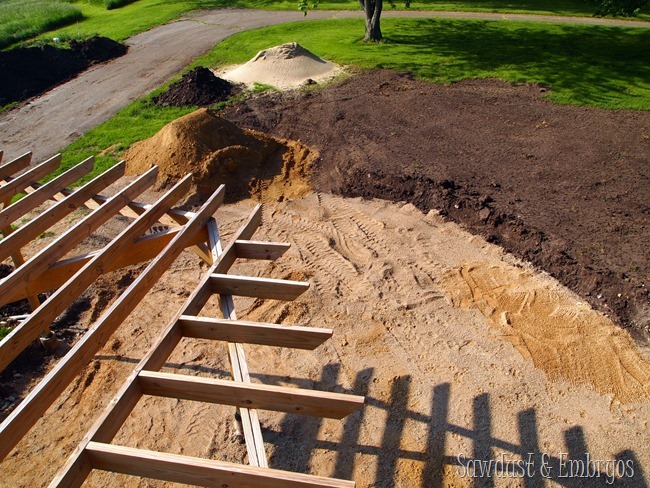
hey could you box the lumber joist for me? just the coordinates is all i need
[0,152,32,182]
[84,442,355,488]
[179,316,332,350]
[0,153,61,204]
[0,157,94,229]
[0,185,226,461]
[210,274,310,301]
[235,240,291,260]
[138,371,364,419]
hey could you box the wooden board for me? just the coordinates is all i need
[0,157,94,229]
[235,240,291,260]
[0,152,32,181]
[179,316,332,350]
[85,442,355,488]
[138,371,365,419]
[0,154,61,204]
[210,274,310,301]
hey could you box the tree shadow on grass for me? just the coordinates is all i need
[379,19,650,108]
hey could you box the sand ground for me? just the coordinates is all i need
[2,191,648,487]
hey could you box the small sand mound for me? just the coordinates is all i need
[153,67,239,107]
[443,261,650,404]
[125,108,316,202]
[222,42,340,89]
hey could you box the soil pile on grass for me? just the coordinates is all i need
[153,67,239,107]
[0,36,127,106]
[125,108,315,201]
[222,42,340,89]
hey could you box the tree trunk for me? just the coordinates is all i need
[359,0,383,42]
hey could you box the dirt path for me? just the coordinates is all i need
[0,8,647,163]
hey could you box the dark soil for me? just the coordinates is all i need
[0,36,127,107]
[223,70,650,337]
[153,67,240,107]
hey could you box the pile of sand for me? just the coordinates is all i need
[221,42,340,89]
[125,108,316,201]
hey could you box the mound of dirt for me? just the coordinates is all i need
[0,37,127,106]
[153,67,239,107]
[222,42,340,89]
[125,108,315,201]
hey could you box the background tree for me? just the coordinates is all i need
[300,0,409,42]
[593,0,647,16]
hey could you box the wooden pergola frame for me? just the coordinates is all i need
[0,150,364,487]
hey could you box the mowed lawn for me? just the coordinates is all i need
[1,0,648,50]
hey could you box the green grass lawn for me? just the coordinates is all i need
[0,0,643,50]
[0,0,82,49]
[54,17,648,186]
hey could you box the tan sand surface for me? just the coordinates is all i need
[221,42,341,90]
[3,191,648,487]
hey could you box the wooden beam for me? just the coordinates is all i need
[2,225,209,303]
[235,240,290,260]
[208,218,267,468]
[0,175,192,372]
[0,166,156,306]
[0,185,226,462]
[0,157,118,263]
[0,157,94,229]
[84,442,355,488]
[138,371,365,419]
[179,316,332,350]
[0,152,31,181]
[211,274,310,301]
[0,153,61,204]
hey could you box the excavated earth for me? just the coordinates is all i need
[223,69,650,337]
[0,37,127,107]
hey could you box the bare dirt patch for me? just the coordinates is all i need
[125,108,316,202]
[223,70,650,336]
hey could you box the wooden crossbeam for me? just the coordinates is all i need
[138,371,364,419]
[0,175,192,372]
[179,316,332,350]
[210,274,310,301]
[0,153,61,204]
[0,185,226,462]
[2,226,210,303]
[85,442,355,488]
[0,152,32,181]
[0,157,117,263]
[0,157,94,229]
[235,240,291,260]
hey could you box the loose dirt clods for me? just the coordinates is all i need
[125,108,316,202]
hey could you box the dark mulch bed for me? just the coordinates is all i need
[153,67,240,107]
[0,36,127,107]
[223,70,650,337]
